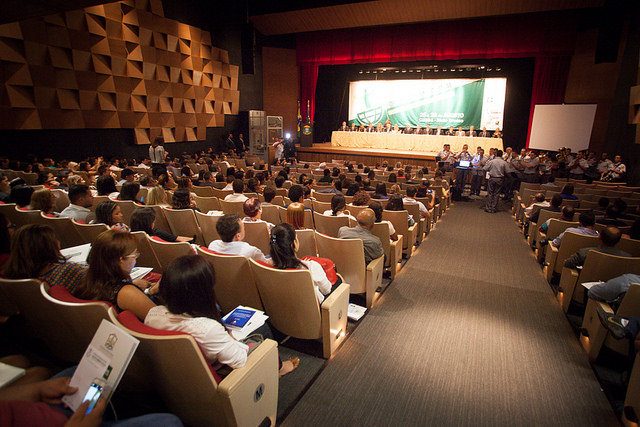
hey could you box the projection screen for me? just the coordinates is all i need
[528,104,597,152]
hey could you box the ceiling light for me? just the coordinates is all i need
[359,70,363,74]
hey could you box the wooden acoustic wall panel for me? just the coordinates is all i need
[0,0,240,143]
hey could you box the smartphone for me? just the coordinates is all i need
[82,378,106,414]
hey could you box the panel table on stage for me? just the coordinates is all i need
[331,131,503,153]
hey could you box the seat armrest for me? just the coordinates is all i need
[558,267,580,312]
[320,282,350,358]
[580,299,615,361]
[217,338,279,427]
[365,256,384,309]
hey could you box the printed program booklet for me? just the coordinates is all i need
[62,319,139,412]
[222,306,269,340]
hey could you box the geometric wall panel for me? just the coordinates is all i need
[0,0,240,144]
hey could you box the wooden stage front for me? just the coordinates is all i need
[297,143,438,168]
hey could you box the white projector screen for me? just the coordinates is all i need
[528,104,597,152]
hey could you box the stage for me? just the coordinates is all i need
[296,143,438,168]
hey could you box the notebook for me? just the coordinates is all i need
[458,160,471,168]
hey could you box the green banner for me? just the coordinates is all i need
[350,79,494,129]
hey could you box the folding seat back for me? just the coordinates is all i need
[616,237,640,257]
[260,204,280,226]
[131,231,163,273]
[13,207,44,228]
[147,235,194,272]
[371,222,403,280]
[40,212,85,249]
[197,247,263,314]
[191,186,215,197]
[161,207,205,245]
[219,200,245,216]
[41,284,111,362]
[313,211,351,238]
[249,259,349,358]
[72,220,108,243]
[51,189,70,212]
[315,231,383,308]
[312,200,331,213]
[382,209,417,258]
[195,211,222,245]
[242,221,270,255]
[295,229,317,258]
[110,309,278,427]
[193,195,220,212]
[146,204,171,234]
[313,192,335,202]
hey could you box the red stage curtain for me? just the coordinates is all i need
[296,12,578,141]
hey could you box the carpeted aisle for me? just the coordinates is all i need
[282,199,619,426]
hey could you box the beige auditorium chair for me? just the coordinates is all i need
[315,231,384,309]
[0,278,76,362]
[72,220,108,244]
[219,199,246,216]
[382,209,417,259]
[195,211,221,245]
[193,195,220,213]
[191,186,215,197]
[313,192,335,203]
[51,189,70,212]
[313,211,352,238]
[260,204,281,226]
[580,283,640,362]
[372,222,403,280]
[295,229,318,258]
[404,202,426,244]
[40,212,85,249]
[197,247,264,314]
[110,308,279,427]
[147,235,194,272]
[242,221,271,255]
[249,259,350,358]
[131,231,163,273]
[13,206,44,229]
[544,229,596,283]
[558,251,640,312]
[40,283,111,363]
[528,209,562,249]
[161,207,205,246]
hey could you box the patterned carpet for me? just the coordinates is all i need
[282,199,619,426]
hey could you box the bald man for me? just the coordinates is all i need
[337,209,384,265]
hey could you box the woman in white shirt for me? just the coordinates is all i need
[322,194,356,223]
[269,223,332,303]
[145,255,299,375]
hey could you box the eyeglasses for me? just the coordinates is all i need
[124,252,141,259]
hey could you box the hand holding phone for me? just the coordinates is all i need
[82,379,107,414]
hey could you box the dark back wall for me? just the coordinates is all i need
[313,57,535,153]
[0,0,264,162]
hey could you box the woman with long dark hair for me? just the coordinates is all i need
[269,223,332,303]
[145,255,298,375]
[72,230,155,320]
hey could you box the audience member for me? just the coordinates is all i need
[208,214,267,261]
[4,224,87,292]
[59,184,94,223]
[242,198,274,229]
[145,185,170,206]
[96,174,119,198]
[286,202,306,230]
[9,184,34,208]
[172,188,199,211]
[145,255,298,376]
[94,200,130,232]
[338,208,384,264]
[552,213,598,247]
[224,179,248,202]
[119,182,142,204]
[372,182,388,200]
[403,186,431,219]
[72,229,155,320]
[386,193,415,226]
[588,273,640,305]
[564,226,629,269]
[30,189,57,216]
[540,206,575,234]
[269,223,332,303]
[368,200,398,241]
[130,207,193,243]
[559,184,578,200]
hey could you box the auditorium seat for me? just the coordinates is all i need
[147,235,194,272]
[528,209,562,249]
[371,222,403,280]
[131,231,163,273]
[162,207,205,245]
[249,258,350,358]
[0,278,74,362]
[313,211,352,238]
[382,209,417,259]
[196,247,264,314]
[13,206,44,229]
[242,221,270,254]
[193,195,220,213]
[40,212,85,249]
[41,283,111,363]
[313,192,335,203]
[72,220,108,243]
[113,200,137,225]
[580,283,640,362]
[195,211,221,245]
[110,308,279,427]
[558,251,640,312]
[260,204,281,226]
[315,231,383,308]
[219,199,245,216]
[545,229,597,283]
[295,228,318,258]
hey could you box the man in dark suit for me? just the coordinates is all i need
[339,121,349,131]
[479,127,490,138]
[225,133,235,152]
[366,122,375,132]
[235,133,246,153]
[404,125,413,134]
[467,126,477,137]
[447,126,456,136]
[424,124,432,135]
